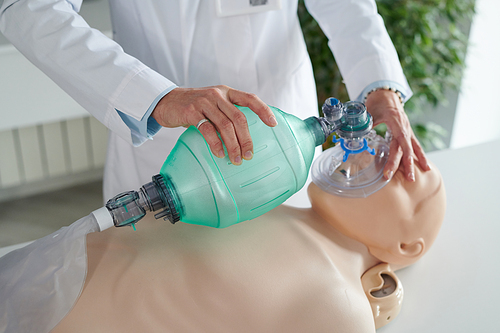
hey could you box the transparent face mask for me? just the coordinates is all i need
[311,129,392,198]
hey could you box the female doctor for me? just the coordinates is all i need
[0,0,430,201]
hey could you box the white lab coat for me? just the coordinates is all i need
[0,0,410,201]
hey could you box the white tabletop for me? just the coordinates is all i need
[379,139,500,332]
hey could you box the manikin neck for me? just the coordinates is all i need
[282,206,382,277]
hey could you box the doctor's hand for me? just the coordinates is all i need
[365,89,431,182]
[151,85,277,165]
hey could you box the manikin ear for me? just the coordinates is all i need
[368,238,426,267]
[398,238,425,259]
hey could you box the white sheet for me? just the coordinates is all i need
[0,214,99,333]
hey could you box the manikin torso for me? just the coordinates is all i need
[53,159,445,332]
[53,207,380,332]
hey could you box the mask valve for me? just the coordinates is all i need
[312,97,391,198]
[323,98,376,162]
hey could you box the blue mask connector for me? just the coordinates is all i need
[332,136,375,162]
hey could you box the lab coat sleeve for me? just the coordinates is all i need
[304,0,412,101]
[356,80,409,103]
[116,86,176,146]
[0,0,176,146]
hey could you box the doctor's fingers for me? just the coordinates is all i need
[225,88,278,127]
[384,134,414,181]
[204,102,254,165]
[383,125,429,182]
[373,113,412,181]
[195,121,226,159]
[411,135,430,171]
[384,142,403,181]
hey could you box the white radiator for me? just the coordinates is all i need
[0,117,107,202]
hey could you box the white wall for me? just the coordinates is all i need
[450,0,500,148]
[0,0,111,201]
[0,45,92,131]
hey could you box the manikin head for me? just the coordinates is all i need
[309,158,446,269]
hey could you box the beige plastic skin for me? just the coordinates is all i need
[361,263,404,329]
[53,159,445,332]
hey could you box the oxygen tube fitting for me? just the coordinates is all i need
[103,175,181,229]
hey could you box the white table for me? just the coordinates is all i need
[379,139,500,332]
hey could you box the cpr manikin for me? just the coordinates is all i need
[45,155,445,332]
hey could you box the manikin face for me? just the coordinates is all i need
[309,159,446,268]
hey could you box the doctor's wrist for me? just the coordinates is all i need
[364,86,404,106]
